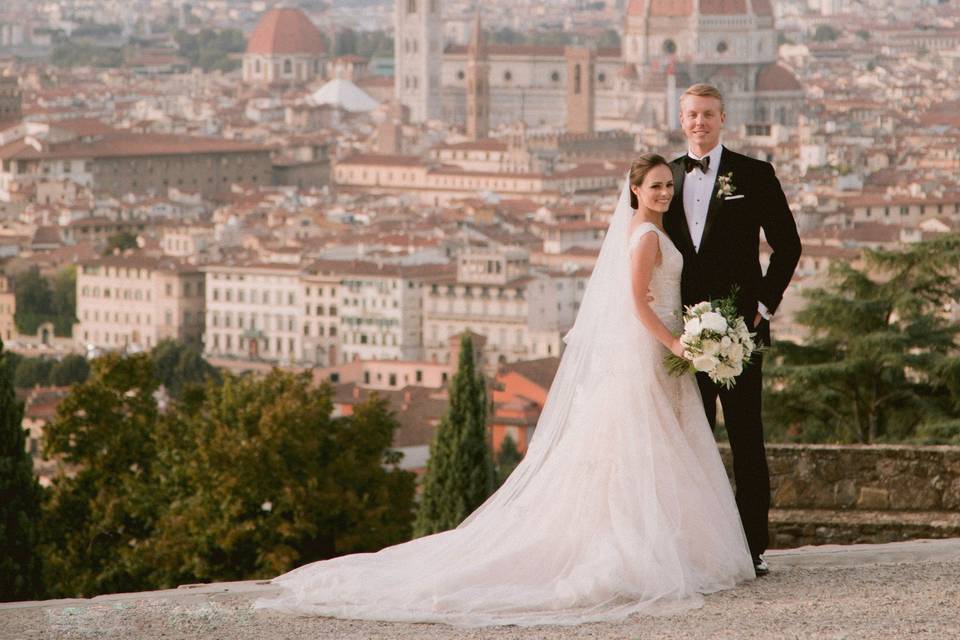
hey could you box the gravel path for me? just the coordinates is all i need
[4,539,959,640]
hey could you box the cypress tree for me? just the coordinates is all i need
[414,334,494,537]
[0,338,44,601]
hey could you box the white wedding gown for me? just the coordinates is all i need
[255,201,755,627]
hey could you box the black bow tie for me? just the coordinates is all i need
[684,155,710,173]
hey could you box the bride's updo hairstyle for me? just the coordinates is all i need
[629,153,671,210]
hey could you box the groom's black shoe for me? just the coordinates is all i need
[753,556,769,577]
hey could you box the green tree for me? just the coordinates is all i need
[14,267,53,336]
[41,353,161,597]
[101,232,138,256]
[141,371,415,586]
[51,267,76,337]
[49,354,91,387]
[813,24,841,42]
[150,339,220,397]
[495,434,523,487]
[765,235,960,444]
[14,266,75,337]
[0,338,45,601]
[414,334,494,537]
[14,358,54,389]
[174,29,246,72]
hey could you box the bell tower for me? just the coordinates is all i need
[465,12,490,140]
[394,0,442,123]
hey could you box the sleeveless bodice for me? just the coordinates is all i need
[628,222,683,333]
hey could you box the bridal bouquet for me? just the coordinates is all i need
[665,289,759,389]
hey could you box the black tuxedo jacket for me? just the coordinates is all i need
[663,147,802,335]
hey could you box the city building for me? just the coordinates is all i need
[394,0,803,130]
[75,255,205,352]
[243,7,329,87]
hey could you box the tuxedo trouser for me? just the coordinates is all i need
[696,341,771,559]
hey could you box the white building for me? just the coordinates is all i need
[332,261,453,363]
[202,264,303,365]
[422,248,587,367]
[75,256,205,352]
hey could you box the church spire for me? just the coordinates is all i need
[466,8,490,140]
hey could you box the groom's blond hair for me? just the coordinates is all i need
[680,83,725,113]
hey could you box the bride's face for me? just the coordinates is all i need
[632,165,674,214]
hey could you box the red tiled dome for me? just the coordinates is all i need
[751,0,774,16]
[633,0,768,17]
[649,0,694,17]
[699,0,748,15]
[626,0,646,16]
[617,63,639,80]
[246,8,326,56]
[755,63,802,92]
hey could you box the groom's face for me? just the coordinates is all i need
[679,95,725,151]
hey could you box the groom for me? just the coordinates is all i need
[663,83,802,576]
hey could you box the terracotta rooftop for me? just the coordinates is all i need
[0,132,269,162]
[245,8,326,56]
[756,63,803,92]
[498,357,560,391]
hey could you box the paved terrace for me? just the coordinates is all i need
[3,539,959,640]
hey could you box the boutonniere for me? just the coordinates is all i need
[716,172,736,200]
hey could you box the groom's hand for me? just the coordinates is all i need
[754,312,763,327]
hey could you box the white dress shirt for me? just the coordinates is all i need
[683,144,772,320]
[682,143,724,253]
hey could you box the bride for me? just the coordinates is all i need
[254,154,755,626]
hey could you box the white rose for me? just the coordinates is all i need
[699,311,728,334]
[684,317,703,337]
[692,354,719,372]
[701,339,721,357]
[692,301,713,315]
[713,363,736,380]
[720,336,733,349]
[727,343,745,363]
[731,360,744,377]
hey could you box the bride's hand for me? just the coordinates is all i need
[669,338,685,359]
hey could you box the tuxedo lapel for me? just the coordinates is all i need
[699,148,730,253]
[669,160,696,256]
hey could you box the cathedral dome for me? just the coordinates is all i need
[755,63,802,92]
[246,8,326,56]
[627,0,771,17]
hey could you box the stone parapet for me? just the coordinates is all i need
[718,444,960,547]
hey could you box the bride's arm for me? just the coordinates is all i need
[630,232,684,357]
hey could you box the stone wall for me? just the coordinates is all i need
[718,444,960,548]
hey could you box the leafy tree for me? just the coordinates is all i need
[14,267,53,336]
[14,358,54,389]
[813,24,841,42]
[765,235,960,444]
[14,266,75,337]
[495,434,523,487]
[41,353,161,597]
[51,42,124,68]
[50,354,91,387]
[51,267,76,337]
[101,232,138,256]
[174,29,246,72]
[141,371,415,586]
[0,338,44,601]
[415,334,494,537]
[150,339,220,397]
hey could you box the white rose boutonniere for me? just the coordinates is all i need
[716,172,736,200]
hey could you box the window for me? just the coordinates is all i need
[389,373,397,386]
[504,70,512,82]
[663,39,677,54]
[407,0,416,12]
[284,59,292,74]
[717,41,728,53]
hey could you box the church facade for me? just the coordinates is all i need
[394,0,802,132]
